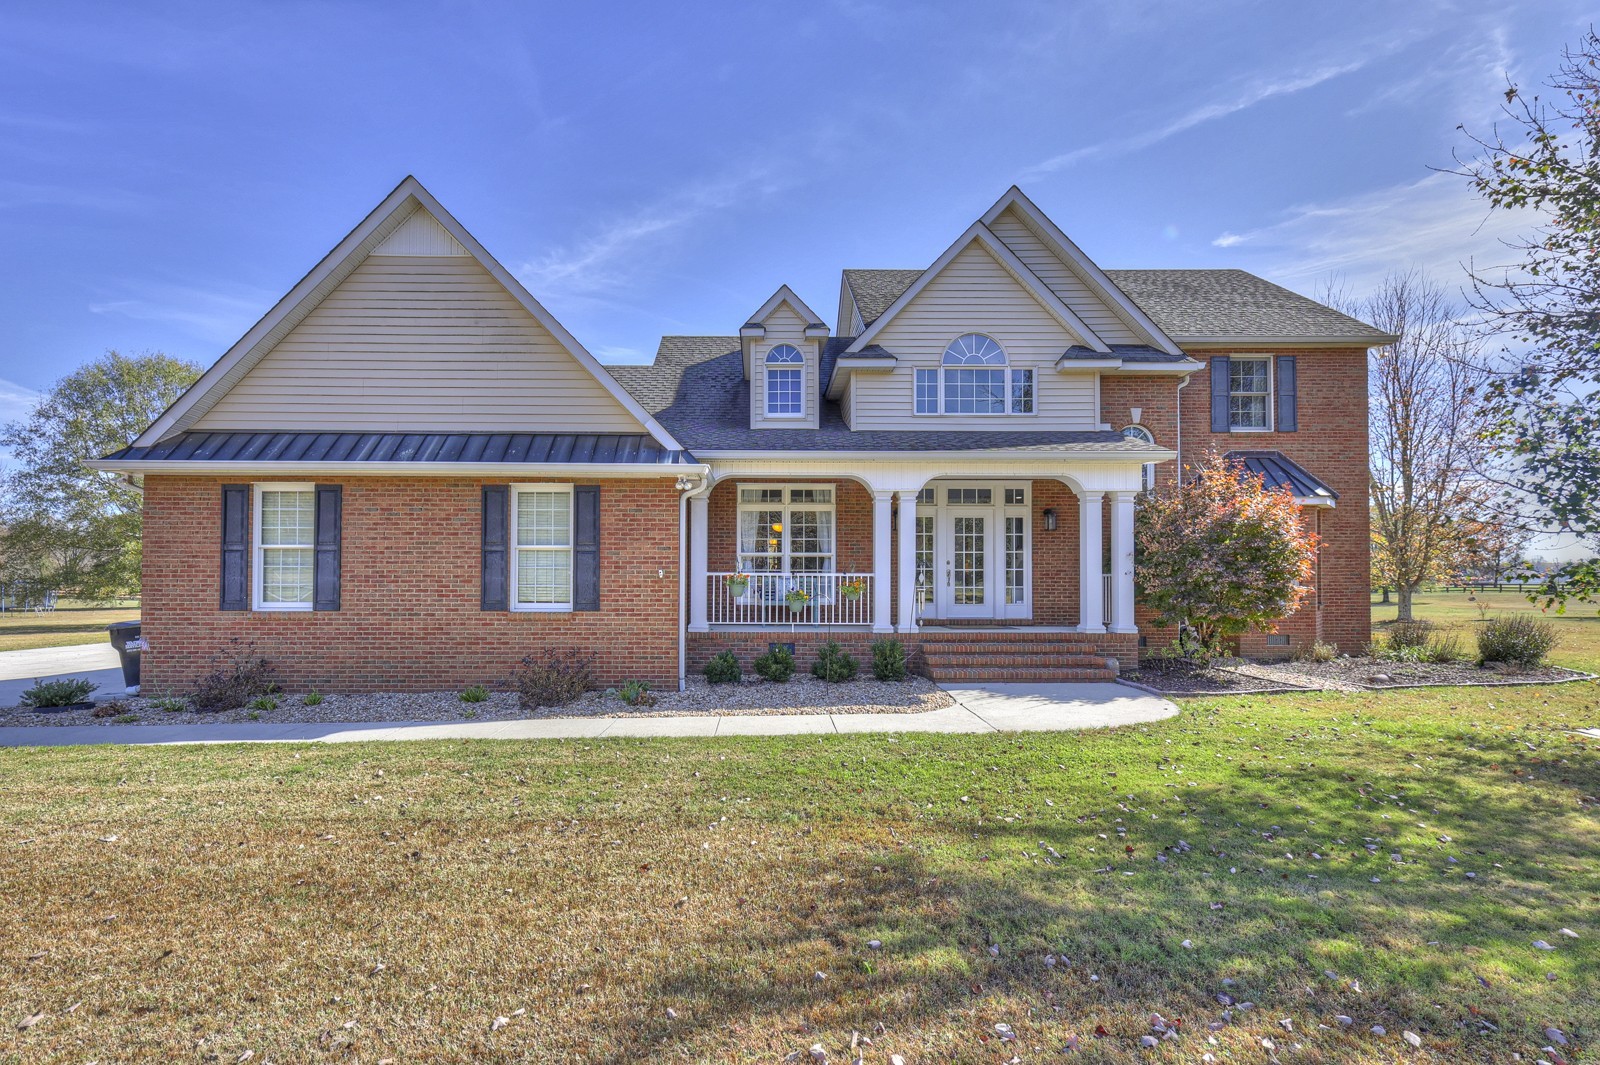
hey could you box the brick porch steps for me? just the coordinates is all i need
[918,630,1117,683]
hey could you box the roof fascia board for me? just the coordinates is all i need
[1176,335,1400,347]
[86,458,709,478]
[982,187,1186,357]
[846,222,1111,354]
[747,284,828,330]
[1101,359,1205,376]
[690,446,1176,462]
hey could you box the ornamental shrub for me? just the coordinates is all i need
[871,639,908,681]
[1477,614,1558,668]
[811,641,858,683]
[753,645,795,683]
[703,650,741,684]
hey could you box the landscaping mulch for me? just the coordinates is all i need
[0,675,950,726]
[1248,657,1594,692]
[1120,663,1319,697]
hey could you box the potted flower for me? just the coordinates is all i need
[838,577,867,602]
[724,572,750,597]
[784,586,812,613]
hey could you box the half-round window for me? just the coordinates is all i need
[941,333,1007,365]
[765,345,804,416]
[1121,425,1157,491]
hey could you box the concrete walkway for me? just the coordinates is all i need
[0,641,125,708]
[0,682,1175,747]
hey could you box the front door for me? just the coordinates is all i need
[923,483,1031,622]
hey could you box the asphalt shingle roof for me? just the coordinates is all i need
[605,338,1153,455]
[842,269,923,327]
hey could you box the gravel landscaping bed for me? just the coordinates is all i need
[0,676,949,726]
[1124,655,1594,696]
[1121,662,1319,696]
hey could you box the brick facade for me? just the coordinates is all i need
[140,475,683,694]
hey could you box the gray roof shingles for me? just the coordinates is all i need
[842,269,923,327]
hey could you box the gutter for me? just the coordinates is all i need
[677,473,714,693]
[690,447,1175,463]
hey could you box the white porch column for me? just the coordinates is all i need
[871,490,895,632]
[1077,490,1105,633]
[687,490,710,632]
[1109,490,1137,633]
[895,490,919,633]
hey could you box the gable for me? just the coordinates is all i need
[987,205,1151,346]
[190,250,646,433]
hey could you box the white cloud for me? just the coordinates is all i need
[1022,58,1371,177]
[88,282,272,344]
[1207,170,1537,297]
[0,376,40,425]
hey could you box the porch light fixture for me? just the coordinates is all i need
[1042,508,1057,532]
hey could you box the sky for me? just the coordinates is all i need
[0,0,1591,546]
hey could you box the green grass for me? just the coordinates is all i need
[2,685,1596,1061]
[0,600,139,653]
[1373,588,1600,671]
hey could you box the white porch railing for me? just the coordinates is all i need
[1103,572,1113,625]
[708,572,873,627]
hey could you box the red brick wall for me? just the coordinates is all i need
[706,478,875,575]
[1099,348,1371,654]
[140,476,682,694]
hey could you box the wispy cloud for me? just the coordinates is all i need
[1207,171,1535,296]
[0,179,146,212]
[1022,58,1370,177]
[0,376,40,424]
[89,282,273,344]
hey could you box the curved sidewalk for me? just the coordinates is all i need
[0,682,1176,747]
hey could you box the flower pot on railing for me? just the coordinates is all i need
[724,575,750,597]
[784,589,812,613]
[838,578,866,602]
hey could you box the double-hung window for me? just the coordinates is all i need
[1228,355,1273,430]
[736,484,835,573]
[915,334,1033,415]
[512,485,573,611]
[254,483,315,610]
[765,344,804,417]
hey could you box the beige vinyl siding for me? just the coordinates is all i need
[192,254,645,433]
[836,285,860,338]
[750,301,819,430]
[848,241,1100,430]
[987,207,1147,346]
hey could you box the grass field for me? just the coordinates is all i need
[0,600,139,654]
[1374,587,1600,672]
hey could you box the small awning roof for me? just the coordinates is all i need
[1225,450,1338,506]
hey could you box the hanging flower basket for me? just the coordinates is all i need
[838,577,867,601]
[785,587,812,613]
[724,574,750,597]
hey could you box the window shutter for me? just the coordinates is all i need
[573,484,601,611]
[481,485,509,611]
[1275,355,1298,432]
[1210,356,1231,433]
[220,484,249,611]
[313,484,342,611]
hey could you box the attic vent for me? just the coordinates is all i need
[374,209,468,256]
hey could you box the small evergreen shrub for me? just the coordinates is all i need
[20,678,97,708]
[1477,614,1558,669]
[753,645,795,683]
[811,641,858,683]
[619,679,655,707]
[459,684,490,704]
[510,649,594,709]
[301,690,324,706]
[871,639,908,681]
[703,650,741,684]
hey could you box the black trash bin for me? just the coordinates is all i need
[108,620,142,694]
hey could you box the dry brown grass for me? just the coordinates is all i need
[0,602,139,653]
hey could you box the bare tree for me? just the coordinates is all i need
[1359,272,1491,620]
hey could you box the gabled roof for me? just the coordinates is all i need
[980,187,1184,356]
[844,222,1113,354]
[841,269,924,329]
[1104,270,1397,345]
[744,284,827,330]
[131,176,684,452]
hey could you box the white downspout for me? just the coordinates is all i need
[1174,374,1190,479]
[677,472,714,692]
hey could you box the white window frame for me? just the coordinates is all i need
[763,344,806,419]
[734,483,836,573]
[510,483,575,613]
[912,334,1036,417]
[1120,425,1158,491]
[252,482,316,612]
[1227,354,1274,432]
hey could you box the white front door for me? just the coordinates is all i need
[924,483,1031,622]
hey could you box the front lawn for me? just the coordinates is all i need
[3,685,1595,1062]
[0,600,139,653]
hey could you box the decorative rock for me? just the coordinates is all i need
[1371,1025,1387,1036]
[1403,1031,1422,1048]
[1335,1015,1354,1026]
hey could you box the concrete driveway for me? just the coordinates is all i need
[0,641,125,709]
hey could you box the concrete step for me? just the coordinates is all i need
[923,652,1110,670]
[919,642,1100,657]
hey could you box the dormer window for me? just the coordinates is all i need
[765,344,804,417]
[914,334,1033,415]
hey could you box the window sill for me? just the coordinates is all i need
[510,604,574,614]
[253,603,313,613]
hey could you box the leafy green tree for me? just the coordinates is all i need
[1135,450,1320,655]
[0,351,200,601]
[1454,28,1600,605]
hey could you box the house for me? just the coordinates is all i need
[91,177,1392,694]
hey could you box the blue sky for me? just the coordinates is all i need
[0,0,1587,420]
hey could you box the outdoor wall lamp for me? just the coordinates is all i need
[1042,508,1058,531]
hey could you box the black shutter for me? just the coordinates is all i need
[573,484,600,611]
[1275,355,1298,432]
[313,484,342,611]
[1210,355,1231,433]
[481,485,509,611]
[220,484,249,611]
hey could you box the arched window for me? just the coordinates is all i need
[922,334,1033,415]
[765,344,804,417]
[1121,424,1157,491]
